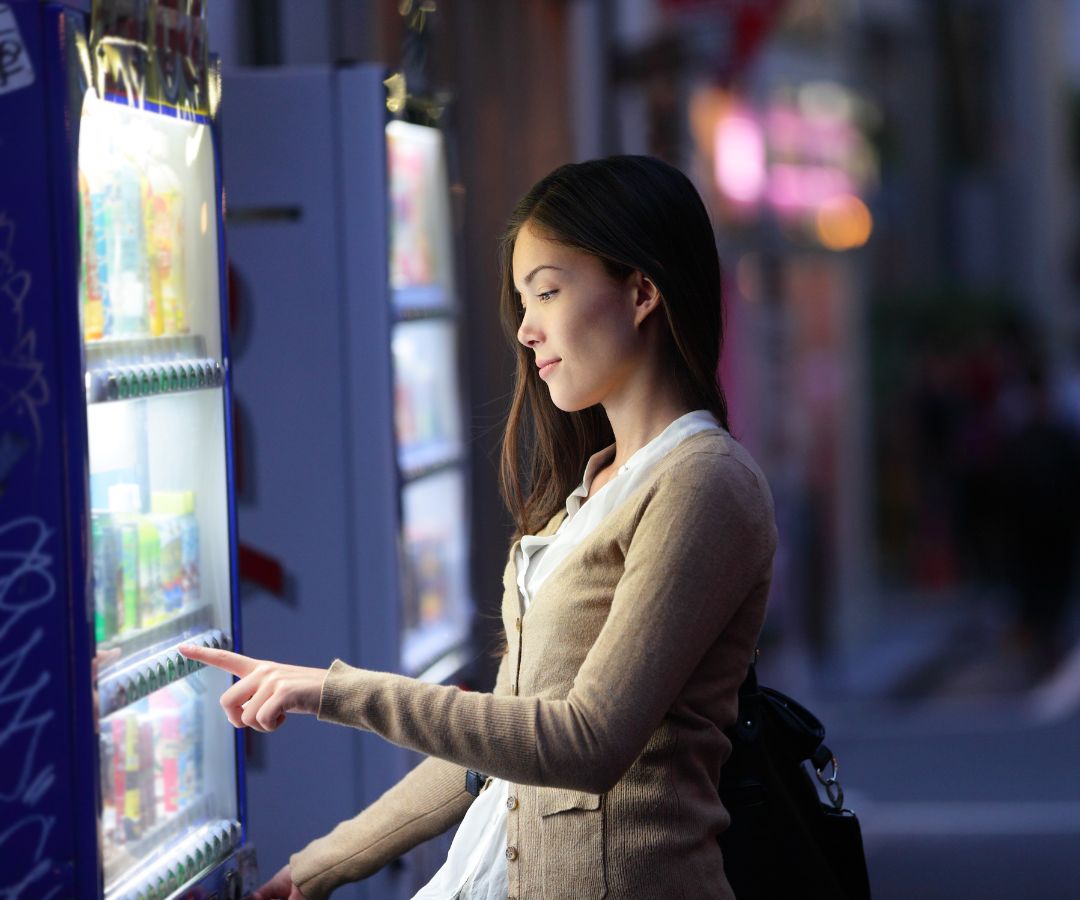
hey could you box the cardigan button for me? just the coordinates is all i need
[515,617,521,632]
[506,795,518,811]
[505,846,518,862]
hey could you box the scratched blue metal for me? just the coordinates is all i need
[0,2,84,897]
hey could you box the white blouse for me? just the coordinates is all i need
[410,410,723,900]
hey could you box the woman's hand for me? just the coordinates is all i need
[253,864,306,900]
[178,644,325,733]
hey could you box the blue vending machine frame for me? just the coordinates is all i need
[0,2,250,897]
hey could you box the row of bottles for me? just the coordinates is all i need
[93,485,201,644]
[79,128,189,342]
[100,679,205,852]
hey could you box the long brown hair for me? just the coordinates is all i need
[498,156,730,539]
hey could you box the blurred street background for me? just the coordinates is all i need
[208,1,1080,896]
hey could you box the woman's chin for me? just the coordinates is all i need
[547,392,595,414]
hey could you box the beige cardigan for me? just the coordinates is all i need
[291,429,777,899]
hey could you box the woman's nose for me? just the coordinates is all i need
[517,309,541,348]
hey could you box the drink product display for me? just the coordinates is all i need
[404,535,448,629]
[78,127,189,343]
[144,153,187,336]
[100,681,205,865]
[79,170,108,340]
[92,486,202,644]
[391,322,459,463]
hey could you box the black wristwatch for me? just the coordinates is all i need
[465,769,490,797]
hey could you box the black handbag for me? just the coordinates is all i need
[719,658,872,899]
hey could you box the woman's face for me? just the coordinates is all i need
[513,220,647,413]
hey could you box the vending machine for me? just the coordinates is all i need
[0,2,255,897]
[386,119,473,679]
[220,66,474,896]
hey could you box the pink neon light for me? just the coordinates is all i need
[714,115,767,204]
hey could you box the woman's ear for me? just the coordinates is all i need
[631,273,663,328]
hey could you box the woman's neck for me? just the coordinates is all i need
[600,391,695,471]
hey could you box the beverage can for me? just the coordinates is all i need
[99,723,116,845]
[151,688,182,816]
[91,512,118,643]
[122,713,141,841]
[110,715,127,845]
[138,718,156,832]
[180,492,200,606]
[118,521,140,634]
[175,681,199,808]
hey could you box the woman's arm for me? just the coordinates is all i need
[315,453,775,794]
[288,754,471,900]
[181,637,514,899]
[288,651,514,899]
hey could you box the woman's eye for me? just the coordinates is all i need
[537,290,558,302]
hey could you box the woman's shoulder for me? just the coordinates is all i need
[650,429,775,518]
[665,428,770,484]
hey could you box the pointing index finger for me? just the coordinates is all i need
[179,644,258,677]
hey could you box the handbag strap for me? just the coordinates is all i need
[739,650,845,811]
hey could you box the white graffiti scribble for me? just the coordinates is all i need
[0,212,48,453]
[0,816,57,899]
[0,516,57,898]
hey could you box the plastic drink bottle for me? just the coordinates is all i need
[109,484,142,633]
[143,151,186,335]
[86,168,116,339]
[137,518,163,627]
[110,152,150,336]
[151,492,185,613]
[79,170,106,341]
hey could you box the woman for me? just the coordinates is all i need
[182,155,777,900]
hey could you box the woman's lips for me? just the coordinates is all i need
[538,360,560,379]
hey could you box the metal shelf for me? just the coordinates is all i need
[99,603,215,666]
[399,440,464,484]
[86,357,223,403]
[98,627,229,718]
[105,816,241,900]
[391,283,455,318]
